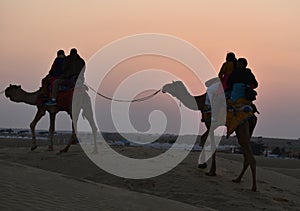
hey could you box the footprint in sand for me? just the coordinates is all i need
[271,186,284,193]
[207,180,219,185]
[232,187,255,193]
[126,180,156,191]
[257,180,268,184]
[273,197,289,203]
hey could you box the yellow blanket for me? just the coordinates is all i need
[201,98,255,137]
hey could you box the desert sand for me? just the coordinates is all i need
[0,138,299,210]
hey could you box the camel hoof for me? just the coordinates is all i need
[205,172,216,176]
[31,145,38,151]
[58,148,68,154]
[251,186,257,192]
[232,179,241,183]
[198,163,207,169]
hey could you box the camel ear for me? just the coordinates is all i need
[9,84,12,87]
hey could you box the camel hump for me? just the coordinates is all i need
[205,77,220,87]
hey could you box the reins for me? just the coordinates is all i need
[85,83,161,103]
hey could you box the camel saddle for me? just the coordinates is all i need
[36,89,73,111]
[36,83,87,111]
[201,98,257,137]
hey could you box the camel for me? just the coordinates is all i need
[162,81,257,191]
[5,84,98,154]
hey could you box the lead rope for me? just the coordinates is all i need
[0,89,5,95]
[85,83,161,103]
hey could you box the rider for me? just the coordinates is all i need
[45,48,85,106]
[40,50,65,97]
[204,52,237,124]
[218,52,237,99]
[227,58,258,102]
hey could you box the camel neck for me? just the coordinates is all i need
[176,89,200,111]
[12,89,39,105]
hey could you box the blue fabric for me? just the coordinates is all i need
[231,83,247,102]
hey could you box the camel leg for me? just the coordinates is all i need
[206,151,217,176]
[198,123,217,176]
[232,117,257,182]
[249,116,257,137]
[199,129,209,147]
[198,128,209,169]
[82,102,98,154]
[232,159,249,183]
[74,94,99,154]
[233,121,257,191]
[30,107,46,151]
[206,127,217,176]
[47,112,56,151]
[59,114,77,153]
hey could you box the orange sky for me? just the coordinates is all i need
[1,0,300,138]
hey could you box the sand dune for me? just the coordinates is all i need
[0,160,203,211]
[0,141,299,210]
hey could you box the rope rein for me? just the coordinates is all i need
[0,89,5,95]
[85,83,161,103]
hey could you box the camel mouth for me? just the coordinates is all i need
[161,87,168,93]
[4,89,10,98]
[5,93,12,100]
[161,83,172,93]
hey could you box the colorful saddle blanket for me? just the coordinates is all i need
[201,98,256,137]
[36,89,74,111]
[36,78,82,110]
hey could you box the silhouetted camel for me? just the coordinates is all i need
[162,81,257,191]
[5,84,98,154]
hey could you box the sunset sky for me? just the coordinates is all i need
[1,0,300,139]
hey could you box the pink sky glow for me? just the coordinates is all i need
[1,0,300,138]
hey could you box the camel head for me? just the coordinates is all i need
[5,84,22,101]
[162,81,205,111]
[162,81,189,97]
